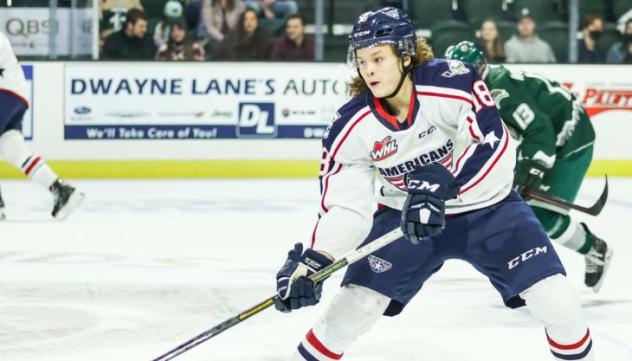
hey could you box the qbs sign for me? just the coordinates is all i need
[0,8,92,56]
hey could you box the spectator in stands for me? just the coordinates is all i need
[504,13,556,63]
[156,19,205,60]
[578,14,606,63]
[478,18,506,63]
[607,18,632,64]
[99,0,144,42]
[245,0,298,19]
[184,0,206,40]
[616,7,632,34]
[102,8,156,59]
[216,8,273,59]
[270,13,314,60]
[153,0,185,47]
[201,0,246,58]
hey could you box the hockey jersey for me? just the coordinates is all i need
[0,31,29,107]
[483,64,595,165]
[312,59,516,257]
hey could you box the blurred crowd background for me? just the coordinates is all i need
[1,0,631,63]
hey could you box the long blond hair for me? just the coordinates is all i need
[348,37,434,97]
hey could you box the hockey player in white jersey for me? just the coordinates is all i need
[0,32,84,220]
[274,7,596,361]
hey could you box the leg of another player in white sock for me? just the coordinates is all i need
[289,284,390,360]
[0,130,58,189]
[521,274,595,360]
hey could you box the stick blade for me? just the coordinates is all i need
[587,175,608,216]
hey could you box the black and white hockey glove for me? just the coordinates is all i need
[274,243,333,313]
[401,163,460,244]
[514,159,547,196]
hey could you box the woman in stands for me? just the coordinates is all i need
[201,0,246,58]
[215,7,273,60]
[155,20,205,61]
[478,18,506,63]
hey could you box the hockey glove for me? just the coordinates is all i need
[514,159,547,196]
[274,243,333,313]
[401,163,460,244]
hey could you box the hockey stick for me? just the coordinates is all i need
[152,227,404,361]
[522,176,608,216]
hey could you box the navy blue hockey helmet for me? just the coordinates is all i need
[348,7,417,65]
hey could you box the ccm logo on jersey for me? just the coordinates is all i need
[418,125,436,139]
[371,136,398,161]
[508,246,548,270]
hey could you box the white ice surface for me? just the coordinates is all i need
[0,178,631,361]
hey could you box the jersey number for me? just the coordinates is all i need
[472,80,495,111]
[512,103,536,130]
[319,148,331,177]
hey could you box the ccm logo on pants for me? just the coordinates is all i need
[508,246,548,270]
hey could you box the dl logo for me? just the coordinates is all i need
[237,102,276,137]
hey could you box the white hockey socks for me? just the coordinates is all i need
[521,274,595,360]
[290,285,390,360]
[550,217,594,254]
[0,130,58,189]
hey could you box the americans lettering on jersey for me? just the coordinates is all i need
[377,139,453,177]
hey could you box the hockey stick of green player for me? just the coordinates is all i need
[523,176,608,216]
[152,227,404,361]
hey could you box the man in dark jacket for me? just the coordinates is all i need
[102,8,156,60]
[270,13,314,60]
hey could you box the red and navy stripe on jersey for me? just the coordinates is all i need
[414,60,509,194]
[319,96,370,197]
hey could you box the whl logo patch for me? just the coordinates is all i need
[368,255,392,273]
[371,136,398,161]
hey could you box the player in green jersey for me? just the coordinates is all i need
[445,41,613,292]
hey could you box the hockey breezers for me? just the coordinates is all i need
[523,176,608,216]
[151,227,404,361]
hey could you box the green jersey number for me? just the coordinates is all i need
[512,103,536,130]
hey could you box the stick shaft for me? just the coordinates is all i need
[152,228,403,361]
[524,176,608,216]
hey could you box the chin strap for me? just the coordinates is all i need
[383,57,413,99]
